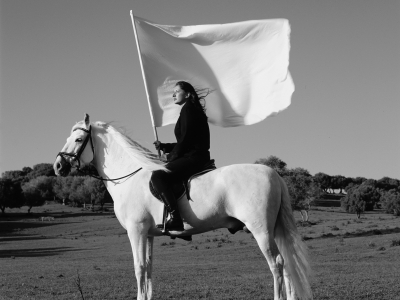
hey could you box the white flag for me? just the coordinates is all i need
[131,14,294,127]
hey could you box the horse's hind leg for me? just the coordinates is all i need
[252,231,285,300]
[283,268,295,300]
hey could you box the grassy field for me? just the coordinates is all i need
[1,203,400,300]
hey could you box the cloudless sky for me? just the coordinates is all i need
[1,0,399,180]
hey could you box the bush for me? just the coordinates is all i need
[380,189,400,216]
[22,176,54,213]
[390,239,400,247]
[341,184,380,217]
[0,178,25,213]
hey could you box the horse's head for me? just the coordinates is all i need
[54,113,95,176]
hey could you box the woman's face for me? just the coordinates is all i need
[173,85,189,105]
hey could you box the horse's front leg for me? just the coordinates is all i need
[127,225,152,300]
[145,236,154,299]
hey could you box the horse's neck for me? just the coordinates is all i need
[92,128,142,181]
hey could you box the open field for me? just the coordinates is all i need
[1,203,400,300]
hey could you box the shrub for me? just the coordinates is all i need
[341,184,380,217]
[390,239,400,247]
[0,178,25,213]
[380,189,400,216]
[22,176,54,213]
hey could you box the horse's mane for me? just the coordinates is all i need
[75,121,168,172]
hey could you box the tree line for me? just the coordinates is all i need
[255,156,400,218]
[1,158,399,218]
[0,163,111,213]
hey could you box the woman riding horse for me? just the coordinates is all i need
[151,81,211,231]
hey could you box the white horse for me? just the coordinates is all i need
[53,114,312,300]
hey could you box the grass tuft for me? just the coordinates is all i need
[390,239,400,247]
[74,270,85,300]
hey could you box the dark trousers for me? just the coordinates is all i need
[151,155,209,195]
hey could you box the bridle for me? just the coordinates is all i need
[57,126,95,171]
[56,125,142,181]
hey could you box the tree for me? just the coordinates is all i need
[345,182,356,193]
[1,170,26,182]
[341,184,380,218]
[362,179,376,187]
[377,177,399,191]
[22,167,33,175]
[27,163,55,180]
[330,175,348,194]
[284,168,315,221]
[69,177,89,207]
[341,186,365,218]
[380,189,400,216]
[21,176,54,213]
[255,157,321,221]
[313,172,332,193]
[0,178,25,213]
[69,164,99,177]
[53,176,74,204]
[22,184,45,213]
[0,179,9,213]
[84,177,112,210]
[255,156,287,176]
[353,177,367,185]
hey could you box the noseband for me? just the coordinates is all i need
[57,126,94,171]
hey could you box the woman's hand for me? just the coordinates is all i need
[153,141,162,151]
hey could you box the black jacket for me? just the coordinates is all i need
[161,100,210,162]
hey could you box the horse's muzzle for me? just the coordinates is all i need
[54,155,71,177]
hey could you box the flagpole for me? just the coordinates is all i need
[130,11,161,157]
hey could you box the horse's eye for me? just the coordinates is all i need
[75,138,83,143]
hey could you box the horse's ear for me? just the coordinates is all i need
[84,113,90,126]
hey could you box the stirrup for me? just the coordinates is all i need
[157,206,185,231]
[156,206,184,231]
[165,212,184,231]
[156,205,168,230]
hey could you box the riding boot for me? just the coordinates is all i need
[159,191,184,231]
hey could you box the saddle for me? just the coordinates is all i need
[150,159,216,241]
[149,159,216,202]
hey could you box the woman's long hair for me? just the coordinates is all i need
[176,81,210,115]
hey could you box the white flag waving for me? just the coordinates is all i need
[131,14,294,127]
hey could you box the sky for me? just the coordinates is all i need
[0,0,399,180]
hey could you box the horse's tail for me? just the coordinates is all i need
[274,176,313,300]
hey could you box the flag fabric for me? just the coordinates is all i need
[131,14,294,128]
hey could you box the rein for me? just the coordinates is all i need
[57,125,143,182]
[76,166,143,182]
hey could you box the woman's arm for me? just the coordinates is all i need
[162,143,176,153]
